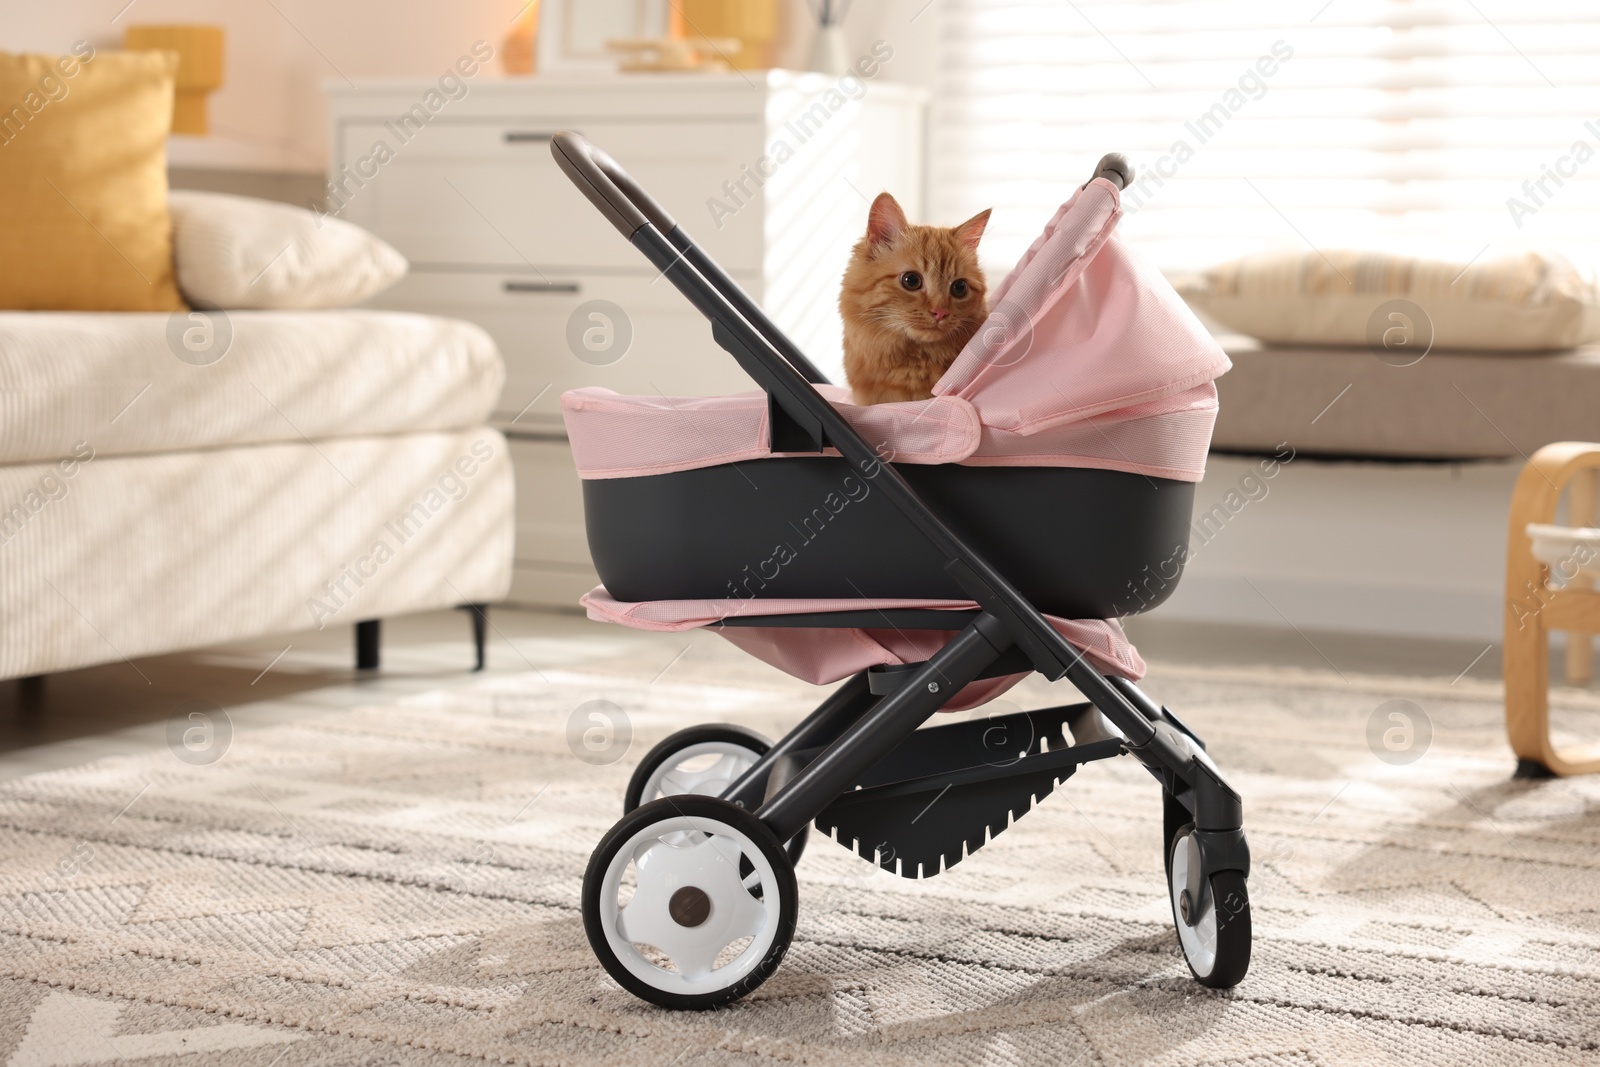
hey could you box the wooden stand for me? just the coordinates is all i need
[1505,442,1600,776]
[1564,469,1597,685]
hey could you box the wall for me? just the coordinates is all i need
[2,0,525,177]
[3,0,942,182]
[1160,455,1519,644]
[776,0,942,93]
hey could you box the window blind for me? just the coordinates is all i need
[931,0,1600,275]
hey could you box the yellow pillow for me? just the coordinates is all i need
[0,49,186,311]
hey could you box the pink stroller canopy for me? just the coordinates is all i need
[563,176,1229,700]
[564,178,1230,483]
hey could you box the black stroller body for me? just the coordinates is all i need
[586,461,1195,616]
[553,133,1251,1010]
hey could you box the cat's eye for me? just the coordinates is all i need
[899,271,922,291]
[950,279,969,298]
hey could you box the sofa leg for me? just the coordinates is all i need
[459,604,488,671]
[1515,758,1556,779]
[356,620,381,671]
[16,675,45,721]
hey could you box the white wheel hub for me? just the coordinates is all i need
[641,742,759,802]
[1171,832,1218,977]
[599,813,781,994]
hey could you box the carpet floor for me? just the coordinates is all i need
[2,646,1599,1066]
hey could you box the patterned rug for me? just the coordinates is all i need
[3,650,1600,1066]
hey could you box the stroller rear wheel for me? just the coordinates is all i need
[1167,823,1251,988]
[625,723,809,864]
[583,794,798,1010]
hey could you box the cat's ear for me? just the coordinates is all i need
[954,208,991,251]
[866,193,908,249]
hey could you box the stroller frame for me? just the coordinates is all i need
[554,133,1251,1009]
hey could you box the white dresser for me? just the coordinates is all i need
[328,72,927,606]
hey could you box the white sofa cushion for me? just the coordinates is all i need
[169,190,408,309]
[0,310,504,464]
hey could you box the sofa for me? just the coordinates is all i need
[1178,247,1600,460]
[1154,248,1600,643]
[0,192,515,685]
[1210,335,1600,460]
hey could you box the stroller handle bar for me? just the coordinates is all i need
[554,130,832,385]
[551,132,679,240]
[553,129,1135,236]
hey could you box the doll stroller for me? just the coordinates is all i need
[552,132,1250,1010]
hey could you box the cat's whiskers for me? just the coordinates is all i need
[859,307,911,337]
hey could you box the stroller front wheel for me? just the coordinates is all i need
[625,723,809,864]
[583,795,798,1010]
[1168,823,1251,988]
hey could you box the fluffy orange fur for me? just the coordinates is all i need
[840,192,990,405]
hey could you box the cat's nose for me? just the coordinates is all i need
[930,307,949,323]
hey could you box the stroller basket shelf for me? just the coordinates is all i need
[813,702,1125,879]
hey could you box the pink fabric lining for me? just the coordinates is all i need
[564,386,981,480]
[964,382,1218,478]
[582,586,1145,712]
[562,177,1229,484]
[564,382,1216,482]
[934,180,1231,435]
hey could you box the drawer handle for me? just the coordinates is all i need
[504,280,581,294]
[504,131,555,143]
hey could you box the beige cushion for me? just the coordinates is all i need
[1177,249,1600,352]
[0,310,503,464]
[169,190,408,309]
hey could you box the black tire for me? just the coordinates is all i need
[624,723,771,811]
[1161,788,1189,883]
[582,795,798,1010]
[1168,822,1251,989]
[625,723,809,865]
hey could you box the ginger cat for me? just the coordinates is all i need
[840,192,991,405]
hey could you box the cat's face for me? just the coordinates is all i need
[843,193,991,345]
